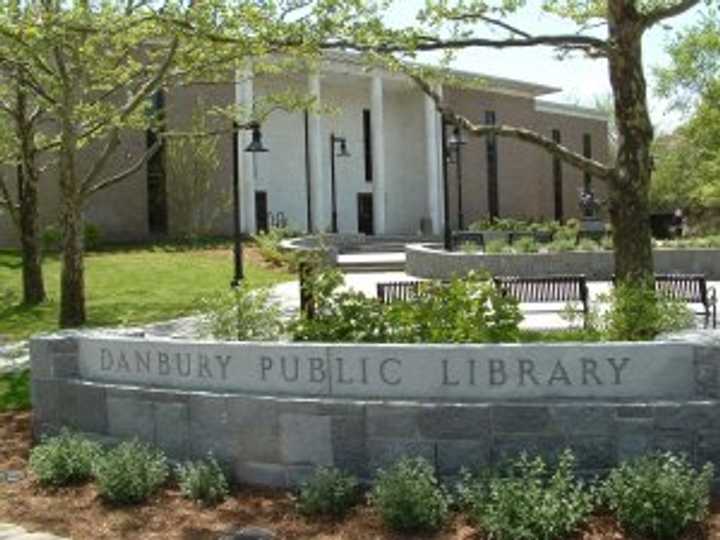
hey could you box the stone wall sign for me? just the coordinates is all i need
[78,338,695,401]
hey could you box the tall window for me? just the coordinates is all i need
[363,109,373,182]
[552,129,563,221]
[146,90,167,235]
[486,110,499,219]
[583,133,592,191]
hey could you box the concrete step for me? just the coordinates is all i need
[337,252,406,273]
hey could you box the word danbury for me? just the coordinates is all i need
[98,348,632,387]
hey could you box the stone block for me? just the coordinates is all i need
[188,394,233,461]
[234,462,287,488]
[492,405,552,434]
[654,433,695,457]
[107,396,154,442]
[366,404,418,438]
[418,404,491,440]
[616,405,653,419]
[287,464,319,486]
[694,346,720,398]
[227,396,280,463]
[155,402,189,458]
[58,381,107,434]
[280,414,333,466]
[51,353,79,379]
[617,432,652,461]
[492,434,567,465]
[29,340,52,379]
[552,404,614,435]
[331,415,367,477]
[695,432,720,468]
[654,403,714,431]
[31,379,60,425]
[567,436,615,471]
[367,439,435,473]
[436,440,490,476]
[49,337,79,354]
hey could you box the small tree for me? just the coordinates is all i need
[166,103,225,238]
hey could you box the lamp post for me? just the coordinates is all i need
[441,117,452,251]
[329,133,350,234]
[231,121,268,287]
[448,125,467,231]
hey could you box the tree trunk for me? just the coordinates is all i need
[15,83,46,305]
[59,190,86,327]
[17,167,46,305]
[607,0,655,283]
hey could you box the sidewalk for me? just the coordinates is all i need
[0,523,67,540]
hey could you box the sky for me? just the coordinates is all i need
[384,1,705,133]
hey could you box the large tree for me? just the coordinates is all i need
[0,0,356,327]
[352,0,710,282]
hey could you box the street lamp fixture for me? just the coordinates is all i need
[448,125,467,230]
[232,121,269,288]
[330,133,350,233]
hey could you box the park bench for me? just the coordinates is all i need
[377,274,590,327]
[493,274,590,328]
[377,280,425,304]
[613,273,717,329]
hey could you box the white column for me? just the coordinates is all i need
[234,68,256,233]
[371,74,387,235]
[308,73,327,232]
[424,91,442,235]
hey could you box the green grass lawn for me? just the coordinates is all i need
[0,244,292,342]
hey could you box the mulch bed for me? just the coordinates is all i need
[1,411,718,540]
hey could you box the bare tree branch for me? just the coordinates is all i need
[641,0,702,29]
[413,75,614,180]
[84,140,161,196]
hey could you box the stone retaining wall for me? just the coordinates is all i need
[406,243,720,280]
[30,334,720,487]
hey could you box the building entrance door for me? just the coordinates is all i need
[358,193,374,236]
[255,191,268,233]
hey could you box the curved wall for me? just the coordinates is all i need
[31,334,720,487]
[407,243,720,280]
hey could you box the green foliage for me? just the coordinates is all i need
[512,236,539,253]
[200,281,284,341]
[29,430,101,487]
[371,457,450,532]
[167,104,224,238]
[292,271,522,344]
[597,279,694,341]
[0,369,31,412]
[601,453,713,540]
[41,223,103,252]
[546,237,578,253]
[297,466,359,518]
[484,239,507,254]
[253,227,303,268]
[458,451,595,540]
[176,454,229,506]
[93,440,169,505]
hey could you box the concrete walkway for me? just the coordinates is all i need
[0,524,67,540]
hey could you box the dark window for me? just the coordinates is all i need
[147,90,167,235]
[358,193,374,235]
[363,109,373,182]
[255,191,269,233]
[552,129,563,221]
[486,111,499,219]
[583,133,592,191]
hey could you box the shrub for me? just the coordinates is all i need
[512,236,539,253]
[176,454,229,506]
[484,239,507,254]
[292,271,522,344]
[600,279,694,341]
[601,453,713,539]
[370,457,449,532]
[458,451,595,540]
[41,222,102,252]
[200,281,284,341]
[297,466,359,518]
[93,440,169,505]
[253,226,302,267]
[547,236,577,252]
[29,429,101,487]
